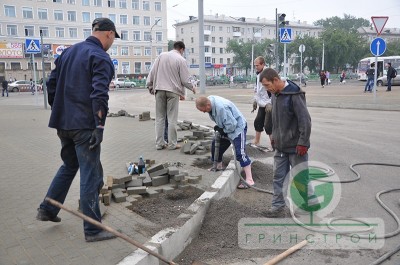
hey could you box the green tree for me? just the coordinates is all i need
[287,35,321,73]
[314,14,370,32]
[168,40,174,51]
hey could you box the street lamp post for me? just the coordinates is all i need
[150,18,161,69]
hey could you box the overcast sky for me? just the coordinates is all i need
[166,0,400,39]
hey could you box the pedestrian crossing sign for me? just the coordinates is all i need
[280,28,292,43]
[25,39,41,53]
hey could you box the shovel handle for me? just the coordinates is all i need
[263,240,308,265]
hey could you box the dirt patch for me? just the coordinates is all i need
[174,161,277,265]
[132,186,203,236]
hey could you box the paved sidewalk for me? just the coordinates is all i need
[0,93,218,265]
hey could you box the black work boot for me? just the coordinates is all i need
[264,206,288,218]
[36,208,61,222]
[85,230,117,242]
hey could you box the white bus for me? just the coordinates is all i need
[357,56,400,81]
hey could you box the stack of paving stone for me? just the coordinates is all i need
[180,128,214,156]
[139,111,151,121]
[99,162,202,210]
[107,109,135,118]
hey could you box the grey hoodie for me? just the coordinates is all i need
[271,80,311,153]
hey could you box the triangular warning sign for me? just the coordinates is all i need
[27,40,40,52]
[371,16,389,36]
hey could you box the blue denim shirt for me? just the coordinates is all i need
[47,36,114,130]
[208,95,247,139]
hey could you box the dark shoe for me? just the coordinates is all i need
[36,208,61,222]
[85,230,117,242]
[386,89,391,92]
[264,206,288,218]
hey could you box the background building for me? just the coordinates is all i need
[174,14,323,76]
[0,0,167,82]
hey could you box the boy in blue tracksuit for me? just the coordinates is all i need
[195,96,254,189]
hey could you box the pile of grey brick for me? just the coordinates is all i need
[139,111,151,121]
[179,125,214,156]
[107,109,135,118]
[99,162,202,211]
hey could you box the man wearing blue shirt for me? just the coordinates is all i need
[36,18,119,242]
[195,96,254,188]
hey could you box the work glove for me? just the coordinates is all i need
[251,101,257,113]
[296,145,308,156]
[89,128,104,150]
[214,125,227,137]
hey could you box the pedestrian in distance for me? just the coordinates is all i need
[340,70,346,84]
[319,70,326,88]
[147,41,197,150]
[386,62,396,92]
[364,63,375,93]
[195,96,255,189]
[325,70,330,85]
[2,79,9,97]
[251,56,272,148]
[30,78,35,95]
[259,68,319,217]
[36,17,120,242]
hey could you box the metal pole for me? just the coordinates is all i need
[373,55,378,99]
[40,30,48,109]
[321,41,325,71]
[198,0,205,94]
[300,50,303,85]
[251,43,254,78]
[283,43,287,77]
[150,19,161,69]
[275,8,279,71]
[32,53,38,105]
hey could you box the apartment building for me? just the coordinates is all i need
[0,0,167,82]
[174,14,323,76]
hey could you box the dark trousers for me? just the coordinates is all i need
[387,77,392,91]
[2,87,8,97]
[39,129,104,236]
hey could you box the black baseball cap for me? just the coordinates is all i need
[92,17,120,38]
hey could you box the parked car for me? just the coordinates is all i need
[232,76,248,83]
[205,76,225,86]
[8,80,31,92]
[377,68,400,86]
[110,78,136,88]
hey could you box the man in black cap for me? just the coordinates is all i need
[36,18,119,242]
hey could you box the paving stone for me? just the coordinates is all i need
[106,176,114,187]
[167,166,179,176]
[103,191,111,206]
[111,183,125,189]
[147,163,165,174]
[178,184,190,190]
[100,185,109,194]
[113,175,132,184]
[163,186,175,194]
[190,143,199,154]
[129,194,143,201]
[173,174,185,181]
[148,168,169,178]
[191,174,203,180]
[183,142,192,154]
[182,120,192,126]
[151,175,169,187]
[200,140,213,146]
[144,189,159,198]
[195,149,208,155]
[126,186,147,195]
[112,191,127,203]
[121,201,133,210]
[143,175,153,186]
[187,176,200,184]
[125,178,143,187]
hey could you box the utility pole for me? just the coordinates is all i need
[198,0,205,94]
[275,8,279,71]
[40,30,48,109]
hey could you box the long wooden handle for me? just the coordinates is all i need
[45,197,177,265]
[263,240,308,265]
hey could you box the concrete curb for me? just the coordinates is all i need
[117,159,238,265]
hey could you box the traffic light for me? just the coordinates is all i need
[267,43,275,55]
[278,13,288,27]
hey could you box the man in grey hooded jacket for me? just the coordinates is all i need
[259,68,317,217]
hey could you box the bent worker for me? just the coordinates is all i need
[195,96,255,189]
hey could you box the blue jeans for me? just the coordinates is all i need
[272,151,308,208]
[211,126,251,167]
[39,129,104,236]
[364,78,374,91]
[387,77,392,91]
